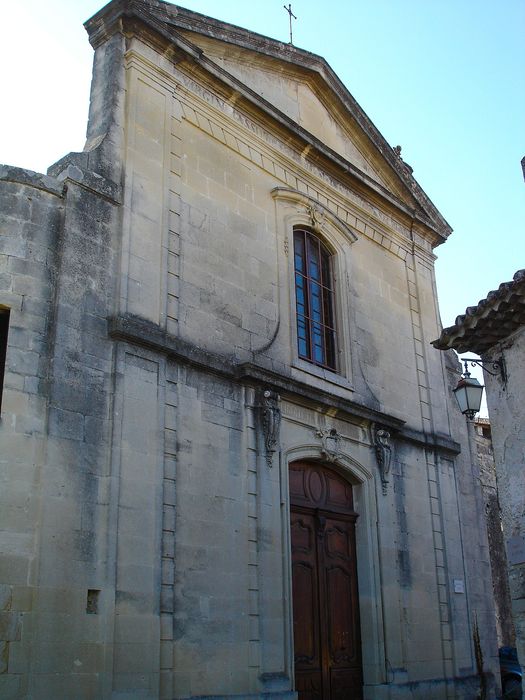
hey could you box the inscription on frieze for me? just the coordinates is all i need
[281,402,318,426]
[176,85,411,250]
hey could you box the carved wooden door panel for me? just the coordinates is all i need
[290,461,363,700]
[292,509,323,699]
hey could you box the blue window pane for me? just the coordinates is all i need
[321,251,331,290]
[297,316,309,357]
[325,327,336,366]
[308,260,320,281]
[323,290,334,329]
[310,282,322,322]
[295,274,307,316]
[306,236,321,281]
[293,232,305,273]
[312,322,324,363]
[297,315,308,340]
[308,259,320,282]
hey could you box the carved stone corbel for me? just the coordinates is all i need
[315,427,342,463]
[374,426,393,495]
[259,389,281,467]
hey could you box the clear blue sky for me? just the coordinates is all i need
[1,0,523,332]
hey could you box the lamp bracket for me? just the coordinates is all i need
[461,357,507,385]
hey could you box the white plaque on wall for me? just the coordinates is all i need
[507,536,525,566]
[453,579,465,594]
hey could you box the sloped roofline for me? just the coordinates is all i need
[432,269,525,354]
[85,0,452,242]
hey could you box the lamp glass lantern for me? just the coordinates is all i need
[453,363,484,420]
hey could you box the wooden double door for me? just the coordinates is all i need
[290,461,363,700]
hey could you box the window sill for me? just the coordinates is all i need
[291,358,354,393]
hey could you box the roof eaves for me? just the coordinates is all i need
[432,269,525,353]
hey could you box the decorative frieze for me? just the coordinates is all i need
[175,75,418,262]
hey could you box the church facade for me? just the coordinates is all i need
[0,2,499,698]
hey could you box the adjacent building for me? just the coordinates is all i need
[0,1,500,698]
[434,269,525,672]
[473,417,515,649]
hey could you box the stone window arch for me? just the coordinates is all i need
[271,187,358,388]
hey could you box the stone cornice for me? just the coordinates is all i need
[235,362,405,432]
[108,313,460,456]
[0,164,64,197]
[108,313,235,377]
[48,156,122,204]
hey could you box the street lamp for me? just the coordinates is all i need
[453,361,484,420]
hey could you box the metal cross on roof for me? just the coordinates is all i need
[283,3,297,44]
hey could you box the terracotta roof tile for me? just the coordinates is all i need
[432,269,525,354]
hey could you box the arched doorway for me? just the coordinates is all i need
[289,460,363,700]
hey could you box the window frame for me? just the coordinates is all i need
[293,227,337,371]
[271,187,358,392]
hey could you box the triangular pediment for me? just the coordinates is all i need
[176,33,402,196]
[85,0,452,242]
[176,31,425,205]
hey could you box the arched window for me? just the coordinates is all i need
[293,228,336,370]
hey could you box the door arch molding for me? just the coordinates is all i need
[285,445,373,484]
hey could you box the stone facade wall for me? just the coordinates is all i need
[474,419,515,648]
[0,162,122,698]
[0,168,63,699]
[0,4,501,699]
[484,326,525,666]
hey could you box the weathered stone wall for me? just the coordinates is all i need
[484,326,525,665]
[437,352,500,693]
[475,419,515,648]
[0,161,124,698]
[0,5,501,699]
[0,167,63,699]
